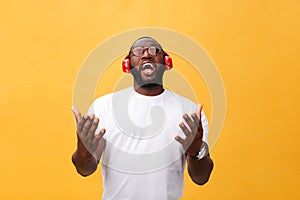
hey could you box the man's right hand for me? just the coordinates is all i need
[71,106,106,158]
[71,106,106,176]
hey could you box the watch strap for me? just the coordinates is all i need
[187,142,209,160]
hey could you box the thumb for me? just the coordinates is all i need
[71,106,82,123]
[196,104,203,119]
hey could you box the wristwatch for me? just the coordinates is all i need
[187,142,209,160]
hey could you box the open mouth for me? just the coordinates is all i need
[142,63,156,76]
[142,63,154,70]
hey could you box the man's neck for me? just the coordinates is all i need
[134,82,164,96]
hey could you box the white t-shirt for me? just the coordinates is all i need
[88,87,209,200]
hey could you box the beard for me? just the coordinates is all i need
[130,64,166,89]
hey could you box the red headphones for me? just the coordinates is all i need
[122,52,173,73]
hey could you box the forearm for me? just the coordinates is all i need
[72,151,98,177]
[187,155,214,185]
[71,139,99,177]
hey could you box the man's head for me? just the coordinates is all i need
[129,37,166,89]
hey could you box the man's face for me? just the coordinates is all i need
[129,38,165,88]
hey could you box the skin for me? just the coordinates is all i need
[176,104,214,185]
[71,37,214,184]
[129,37,166,96]
[71,109,106,176]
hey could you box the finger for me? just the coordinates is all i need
[91,134,102,152]
[174,135,185,144]
[191,113,202,133]
[82,114,95,135]
[71,106,82,123]
[90,129,105,153]
[77,114,89,133]
[179,122,192,137]
[196,104,203,120]
[97,128,106,136]
[191,113,200,127]
[196,104,203,132]
[88,128,106,141]
[87,117,100,137]
[183,114,197,134]
[93,131,104,144]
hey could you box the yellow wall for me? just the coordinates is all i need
[0,0,299,199]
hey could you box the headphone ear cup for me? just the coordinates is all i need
[164,55,173,70]
[122,56,130,73]
[123,54,173,72]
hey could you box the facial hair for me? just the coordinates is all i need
[130,64,166,89]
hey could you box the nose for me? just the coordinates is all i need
[141,49,153,60]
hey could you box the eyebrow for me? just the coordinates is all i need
[130,44,162,52]
[132,45,161,49]
[129,39,163,54]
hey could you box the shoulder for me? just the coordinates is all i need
[88,87,133,114]
[92,87,133,105]
[165,90,197,110]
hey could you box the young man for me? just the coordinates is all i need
[71,37,214,200]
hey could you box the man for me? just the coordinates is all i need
[71,37,214,200]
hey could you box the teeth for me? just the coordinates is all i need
[143,63,154,69]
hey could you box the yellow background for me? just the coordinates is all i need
[1,0,299,199]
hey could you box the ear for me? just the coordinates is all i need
[122,55,131,73]
[163,52,173,70]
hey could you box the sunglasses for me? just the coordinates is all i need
[131,46,162,57]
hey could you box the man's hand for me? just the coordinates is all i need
[175,104,213,185]
[175,104,203,157]
[71,106,106,156]
[71,106,106,176]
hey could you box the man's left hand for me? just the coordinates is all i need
[175,104,204,157]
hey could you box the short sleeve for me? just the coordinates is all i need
[201,110,209,144]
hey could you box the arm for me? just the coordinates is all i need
[187,152,214,185]
[71,106,106,177]
[175,104,214,185]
